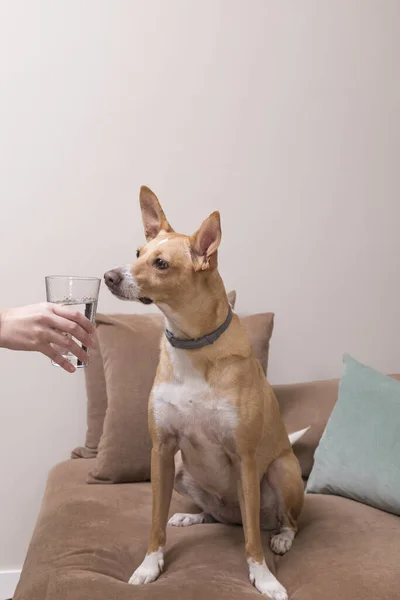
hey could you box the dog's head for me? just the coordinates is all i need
[104,186,221,306]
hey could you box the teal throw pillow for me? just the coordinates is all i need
[306,354,400,516]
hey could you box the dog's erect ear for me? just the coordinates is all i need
[140,186,174,241]
[190,211,221,271]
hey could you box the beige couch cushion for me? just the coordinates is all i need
[78,311,275,483]
[14,458,400,600]
[274,379,339,477]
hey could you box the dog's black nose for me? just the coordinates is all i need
[104,269,123,286]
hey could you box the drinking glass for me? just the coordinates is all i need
[45,275,101,368]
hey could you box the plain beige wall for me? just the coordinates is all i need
[1,0,399,571]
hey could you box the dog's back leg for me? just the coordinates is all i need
[170,452,241,526]
[265,451,304,555]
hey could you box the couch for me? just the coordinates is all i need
[14,376,400,600]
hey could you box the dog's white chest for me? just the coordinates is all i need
[152,347,238,496]
[152,377,237,441]
[153,372,238,496]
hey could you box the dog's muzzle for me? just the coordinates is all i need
[104,268,153,304]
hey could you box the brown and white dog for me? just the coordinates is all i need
[104,187,306,600]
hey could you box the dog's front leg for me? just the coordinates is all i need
[129,442,175,585]
[238,455,288,600]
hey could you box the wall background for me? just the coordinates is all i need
[0,0,399,577]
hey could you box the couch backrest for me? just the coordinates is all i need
[274,374,400,478]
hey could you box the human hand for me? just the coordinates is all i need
[0,303,95,373]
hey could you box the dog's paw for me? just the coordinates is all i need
[270,528,295,555]
[168,512,213,527]
[129,549,164,585]
[248,559,288,599]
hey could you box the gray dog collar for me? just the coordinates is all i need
[165,306,233,350]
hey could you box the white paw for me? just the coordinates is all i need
[168,512,210,527]
[129,549,164,585]
[270,528,295,555]
[248,559,288,599]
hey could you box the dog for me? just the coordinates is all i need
[104,186,306,599]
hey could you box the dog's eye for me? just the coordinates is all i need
[136,249,140,258]
[154,258,169,270]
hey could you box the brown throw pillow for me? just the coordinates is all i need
[71,340,107,459]
[84,310,274,484]
[87,313,163,483]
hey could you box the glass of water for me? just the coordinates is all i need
[45,275,101,368]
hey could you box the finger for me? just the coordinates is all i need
[48,314,94,349]
[52,304,96,335]
[46,330,89,364]
[40,344,76,373]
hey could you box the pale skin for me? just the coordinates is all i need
[0,303,95,372]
